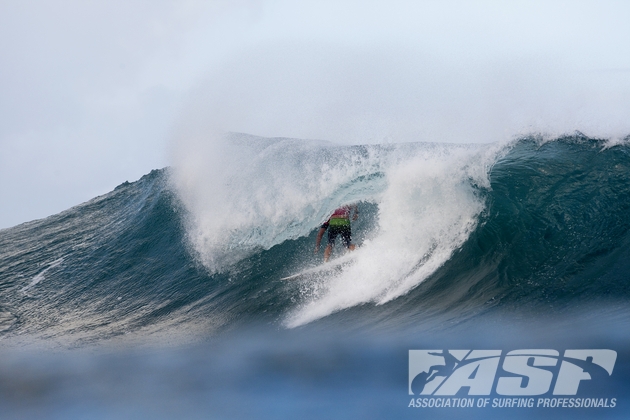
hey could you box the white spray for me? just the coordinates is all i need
[285,142,504,327]
[171,130,505,325]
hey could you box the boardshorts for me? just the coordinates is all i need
[321,219,352,248]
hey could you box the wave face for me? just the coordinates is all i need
[461,136,630,310]
[0,169,209,343]
[1,134,630,342]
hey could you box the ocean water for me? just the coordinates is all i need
[0,133,629,419]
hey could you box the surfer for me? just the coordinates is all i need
[314,205,359,262]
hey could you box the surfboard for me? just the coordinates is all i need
[280,255,356,281]
[280,271,311,281]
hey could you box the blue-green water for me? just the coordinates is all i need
[0,134,629,419]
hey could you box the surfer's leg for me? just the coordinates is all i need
[325,227,340,261]
[340,226,353,250]
[324,244,333,262]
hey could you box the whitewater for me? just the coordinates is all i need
[171,133,505,328]
[1,132,629,419]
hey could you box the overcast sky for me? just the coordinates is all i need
[1,0,630,229]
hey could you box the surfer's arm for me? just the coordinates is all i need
[315,226,327,253]
[352,205,359,221]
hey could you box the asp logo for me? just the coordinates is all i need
[409,349,617,396]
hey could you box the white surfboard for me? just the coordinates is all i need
[280,254,356,281]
